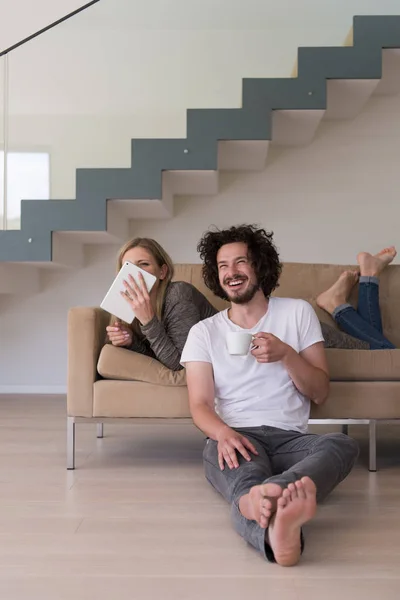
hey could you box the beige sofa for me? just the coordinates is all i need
[67,263,400,471]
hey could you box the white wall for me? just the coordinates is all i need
[0,0,87,51]
[1,0,400,390]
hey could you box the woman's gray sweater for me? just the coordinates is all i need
[129,281,217,370]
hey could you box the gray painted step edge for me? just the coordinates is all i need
[1,15,400,263]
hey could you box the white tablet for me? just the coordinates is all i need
[100,261,157,324]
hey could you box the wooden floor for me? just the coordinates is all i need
[0,396,400,600]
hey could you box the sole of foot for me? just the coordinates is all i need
[239,482,282,529]
[267,476,317,567]
[316,270,359,315]
[357,247,397,277]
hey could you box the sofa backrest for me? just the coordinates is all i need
[174,263,400,348]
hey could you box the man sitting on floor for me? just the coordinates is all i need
[181,224,359,566]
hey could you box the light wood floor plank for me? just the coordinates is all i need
[0,395,399,598]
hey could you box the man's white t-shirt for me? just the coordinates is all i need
[181,297,324,434]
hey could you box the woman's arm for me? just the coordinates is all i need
[129,336,156,358]
[140,283,215,370]
[140,297,203,370]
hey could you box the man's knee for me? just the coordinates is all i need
[202,436,271,503]
[203,437,218,465]
[317,432,359,465]
[203,438,222,485]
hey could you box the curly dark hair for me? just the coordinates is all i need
[197,224,282,300]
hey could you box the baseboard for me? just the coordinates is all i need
[0,386,67,395]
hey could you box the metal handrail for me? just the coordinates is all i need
[0,1,100,57]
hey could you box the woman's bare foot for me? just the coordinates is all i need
[316,270,359,315]
[239,482,283,529]
[357,247,397,277]
[267,477,317,567]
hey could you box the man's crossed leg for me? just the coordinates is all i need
[203,426,359,567]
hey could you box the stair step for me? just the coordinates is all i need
[111,170,218,219]
[375,49,400,95]
[50,203,130,245]
[272,110,325,146]
[218,140,270,171]
[165,170,219,196]
[325,79,379,119]
[52,233,84,267]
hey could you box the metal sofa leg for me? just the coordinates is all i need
[67,417,76,470]
[97,423,104,438]
[342,424,349,435]
[369,420,377,472]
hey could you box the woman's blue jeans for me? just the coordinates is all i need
[333,276,395,350]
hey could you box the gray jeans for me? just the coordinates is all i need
[203,426,359,561]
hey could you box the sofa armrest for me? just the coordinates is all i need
[67,307,109,418]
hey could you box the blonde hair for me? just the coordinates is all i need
[111,238,174,336]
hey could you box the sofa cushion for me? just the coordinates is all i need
[97,344,187,386]
[93,380,191,418]
[326,349,400,381]
[310,382,400,419]
[92,379,400,420]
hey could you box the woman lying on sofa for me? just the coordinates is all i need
[105,237,217,371]
[317,246,396,350]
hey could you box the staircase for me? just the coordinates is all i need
[1,15,400,294]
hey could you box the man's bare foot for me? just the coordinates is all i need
[316,270,359,315]
[357,247,397,277]
[239,482,283,529]
[267,477,317,567]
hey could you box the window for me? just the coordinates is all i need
[0,151,50,230]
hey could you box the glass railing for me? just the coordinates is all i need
[1,0,120,230]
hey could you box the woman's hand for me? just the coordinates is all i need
[121,272,155,326]
[106,320,133,347]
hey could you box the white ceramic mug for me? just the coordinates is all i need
[226,331,254,356]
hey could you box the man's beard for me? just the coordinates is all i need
[227,281,259,305]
